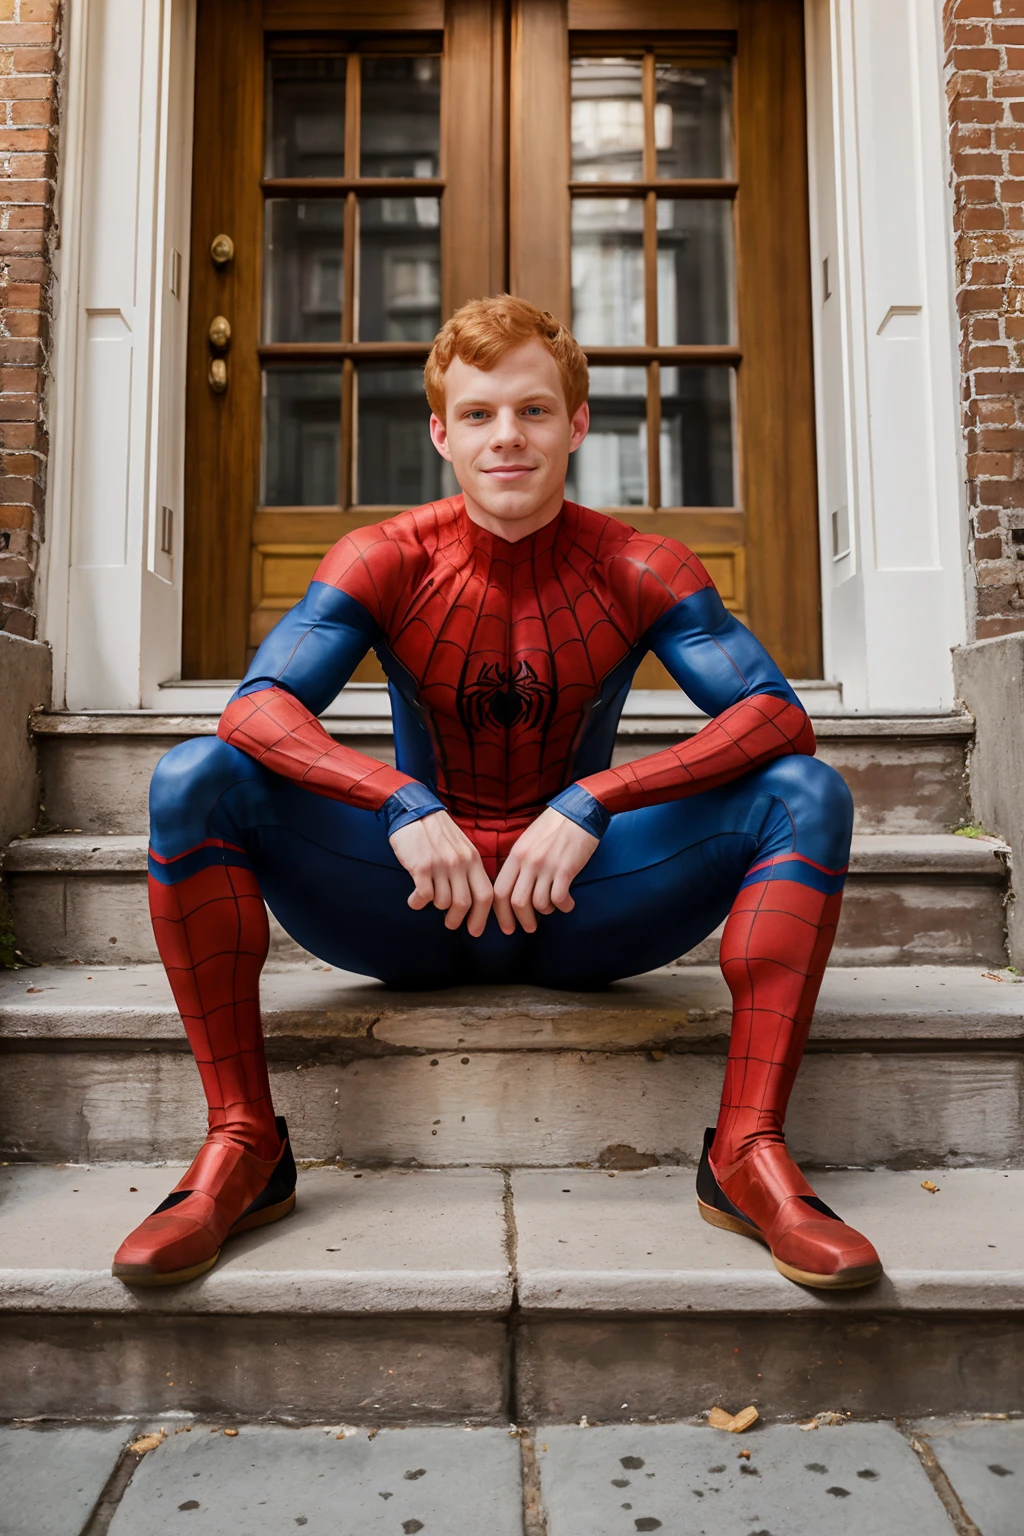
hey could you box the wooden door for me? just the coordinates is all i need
[183,0,821,683]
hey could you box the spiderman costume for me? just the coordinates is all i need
[113,494,881,1289]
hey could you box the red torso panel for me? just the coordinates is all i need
[314,496,711,842]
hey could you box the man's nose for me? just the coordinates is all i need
[489,407,526,449]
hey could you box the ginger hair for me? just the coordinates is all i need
[424,294,589,420]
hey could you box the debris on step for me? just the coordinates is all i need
[129,1430,166,1455]
[708,1406,759,1433]
[921,1180,940,1193]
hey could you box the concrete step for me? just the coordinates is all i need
[2,831,1009,969]
[33,710,974,836]
[2,962,1022,1167]
[2,1160,1022,1422]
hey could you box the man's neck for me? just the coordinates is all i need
[460,485,566,543]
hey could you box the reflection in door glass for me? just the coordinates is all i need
[571,58,644,182]
[266,58,346,178]
[361,57,441,178]
[263,201,345,344]
[262,367,341,506]
[656,200,734,346]
[571,199,644,346]
[659,367,735,507]
[656,62,733,180]
[358,197,441,342]
[356,365,455,506]
[566,366,647,508]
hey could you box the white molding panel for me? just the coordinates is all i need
[805,0,968,711]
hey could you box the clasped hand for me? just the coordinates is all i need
[388,806,599,936]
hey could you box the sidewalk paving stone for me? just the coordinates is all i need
[914,1418,1024,1536]
[106,1425,523,1536]
[0,1423,128,1536]
[535,1422,955,1536]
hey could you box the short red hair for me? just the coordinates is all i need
[424,294,589,420]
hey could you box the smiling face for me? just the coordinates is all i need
[428,338,590,541]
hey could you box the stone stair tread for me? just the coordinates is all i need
[0,1165,512,1315]
[32,710,977,738]
[1,1162,1021,1318]
[3,829,1009,876]
[2,963,1021,1046]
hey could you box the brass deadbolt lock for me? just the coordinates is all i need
[210,233,235,268]
[208,315,231,350]
[208,357,228,394]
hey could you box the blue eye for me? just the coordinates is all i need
[525,406,544,416]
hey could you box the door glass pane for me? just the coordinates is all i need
[660,367,735,506]
[571,57,644,182]
[656,61,733,179]
[262,367,341,506]
[571,199,644,346]
[566,366,647,508]
[358,197,441,342]
[657,200,734,345]
[356,364,452,506]
[263,201,345,343]
[266,58,346,178]
[360,57,441,178]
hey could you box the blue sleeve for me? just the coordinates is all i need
[230,580,380,716]
[646,587,801,715]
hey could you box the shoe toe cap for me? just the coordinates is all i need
[775,1216,881,1277]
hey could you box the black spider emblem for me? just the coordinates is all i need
[458,659,556,732]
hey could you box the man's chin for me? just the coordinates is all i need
[467,479,565,524]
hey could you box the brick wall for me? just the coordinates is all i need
[945,0,1024,640]
[0,0,58,639]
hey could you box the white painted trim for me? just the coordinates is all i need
[804,0,968,712]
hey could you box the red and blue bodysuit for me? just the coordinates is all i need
[114,496,882,1290]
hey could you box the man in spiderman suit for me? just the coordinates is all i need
[114,295,882,1292]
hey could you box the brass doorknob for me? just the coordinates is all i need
[210,233,235,268]
[208,357,228,394]
[208,315,231,350]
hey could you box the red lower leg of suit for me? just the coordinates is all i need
[150,865,279,1160]
[706,877,881,1286]
[111,866,292,1285]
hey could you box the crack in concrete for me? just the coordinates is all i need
[903,1428,982,1536]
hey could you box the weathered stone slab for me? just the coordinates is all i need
[0,1423,128,1536]
[912,1418,1024,1536]
[2,1043,1020,1167]
[107,1425,523,1536]
[0,1165,512,1314]
[512,1167,1024,1312]
[535,1422,953,1536]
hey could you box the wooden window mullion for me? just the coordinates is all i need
[340,54,360,508]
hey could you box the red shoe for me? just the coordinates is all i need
[696,1127,882,1290]
[112,1116,297,1286]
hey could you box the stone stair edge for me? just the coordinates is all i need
[1,963,1021,1047]
[3,830,1008,876]
[1,1162,1022,1319]
[32,710,976,739]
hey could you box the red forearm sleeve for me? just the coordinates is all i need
[218,686,416,812]
[577,694,816,815]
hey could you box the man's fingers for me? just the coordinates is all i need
[431,873,453,913]
[466,862,494,938]
[531,869,555,915]
[492,856,519,934]
[443,870,473,931]
[510,866,538,934]
[406,870,435,911]
[550,870,576,913]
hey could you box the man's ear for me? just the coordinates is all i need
[568,400,590,454]
[429,412,453,461]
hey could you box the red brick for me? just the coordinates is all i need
[1002,180,1024,201]
[975,508,1003,532]
[969,344,1012,366]
[977,615,1024,637]
[956,98,1005,124]
[0,282,45,310]
[961,177,999,201]
[978,425,1024,447]
[4,152,56,178]
[3,258,48,284]
[954,46,1002,68]
[954,0,996,19]
[0,179,53,205]
[0,503,33,532]
[958,285,1008,311]
[0,24,56,46]
[0,74,54,101]
[954,151,1003,176]
[969,450,1016,474]
[0,423,44,452]
[10,99,56,126]
[1,609,36,640]
[0,230,47,257]
[978,478,1024,505]
[974,398,1018,423]
[970,317,1004,340]
[976,582,1021,612]
[0,127,52,152]
[974,534,1005,558]
[956,72,995,98]
[19,1,59,22]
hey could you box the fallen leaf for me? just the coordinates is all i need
[174,1427,192,1435]
[798,1420,818,1431]
[367,1428,379,1440]
[650,1050,665,1061]
[25,987,41,994]
[814,1410,850,1426]
[982,973,1004,982]
[129,1431,166,1455]
[738,1449,751,1460]
[129,1187,138,1193]
[708,1405,759,1433]
[223,1428,239,1437]
[325,1246,341,1253]
[921,1180,940,1194]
